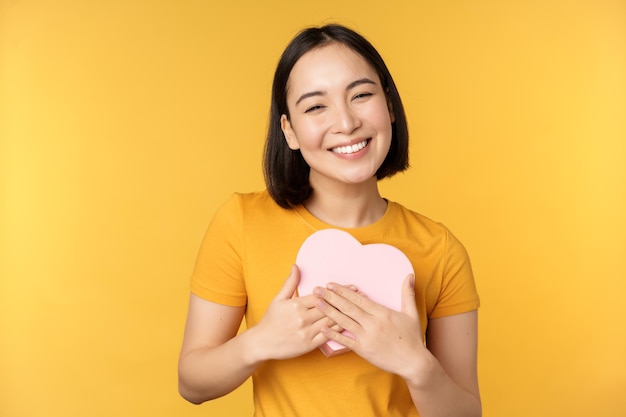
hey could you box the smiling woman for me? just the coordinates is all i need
[177,24,481,417]
[3,1,625,416]
[280,44,394,193]
[264,25,410,210]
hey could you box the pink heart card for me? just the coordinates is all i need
[296,229,414,357]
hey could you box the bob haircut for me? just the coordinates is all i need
[263,24,410,208]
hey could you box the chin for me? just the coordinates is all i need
[343,172,379,185]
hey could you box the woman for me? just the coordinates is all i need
[178,24,481,417]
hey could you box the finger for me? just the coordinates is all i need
[329,322,344,333]
[319,283,379,316]
[314,286,364,322]
[320,325,357,350]
[315,297,360,333]
[303,300,329,322]
[322,317,341,332]
[291,293,338,323]
[273,265,300,301]
[348,285,370,299]
[400,273,418,319]
[312,316,343,333]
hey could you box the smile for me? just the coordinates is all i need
[330,139,369,155]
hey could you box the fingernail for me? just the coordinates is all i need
[326,283,336,291]
[314,287,324,296]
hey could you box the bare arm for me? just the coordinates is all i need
[405,311,481,417]
[178,295,252,403]
[178,265,335,404]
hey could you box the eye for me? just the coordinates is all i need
[304,104,326,113]
[352,92,373,101]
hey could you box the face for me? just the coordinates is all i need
[280,43,394,190]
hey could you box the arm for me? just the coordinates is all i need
[315,275,481,417]
[178,265,335,404]
[406,311,481,417]
[178,295,251,403]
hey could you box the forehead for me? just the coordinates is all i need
[286,43,379,94]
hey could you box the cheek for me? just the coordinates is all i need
[291,118,328,144]
[364,98,394,125]
[367,106,394,137]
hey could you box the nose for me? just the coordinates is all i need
[332,103,361,134]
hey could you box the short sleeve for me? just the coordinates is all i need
[430,229,480,318]
[190,194,247,306]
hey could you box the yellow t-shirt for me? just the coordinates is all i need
[191,190,480,417]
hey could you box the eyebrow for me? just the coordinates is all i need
[294,78,378,106]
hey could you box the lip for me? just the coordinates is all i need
[328,138,371,158]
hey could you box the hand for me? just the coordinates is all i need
[250,265,339,361]
[314,274,426,377]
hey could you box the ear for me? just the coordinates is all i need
[280,114,300,150]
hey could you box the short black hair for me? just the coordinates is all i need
[263,24,409,208]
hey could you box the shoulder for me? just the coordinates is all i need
[222,189,280,210]
[388,201,450,239]
[386,202,479,317]
[214,190,301,235]
[215,189,281,217]
[229,189,295,219]
[385,201,470,260]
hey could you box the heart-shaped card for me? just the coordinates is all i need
[296,229,414,357]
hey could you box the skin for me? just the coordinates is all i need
[280,43,393,228]
[315,278,481,417]
[178,42,481,416]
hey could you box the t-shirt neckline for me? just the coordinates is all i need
[293,199,398,242]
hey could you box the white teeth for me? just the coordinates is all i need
[331,139,368,154]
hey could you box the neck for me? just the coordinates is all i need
[304,177,387,228]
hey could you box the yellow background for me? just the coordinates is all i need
[2,1,625,416]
